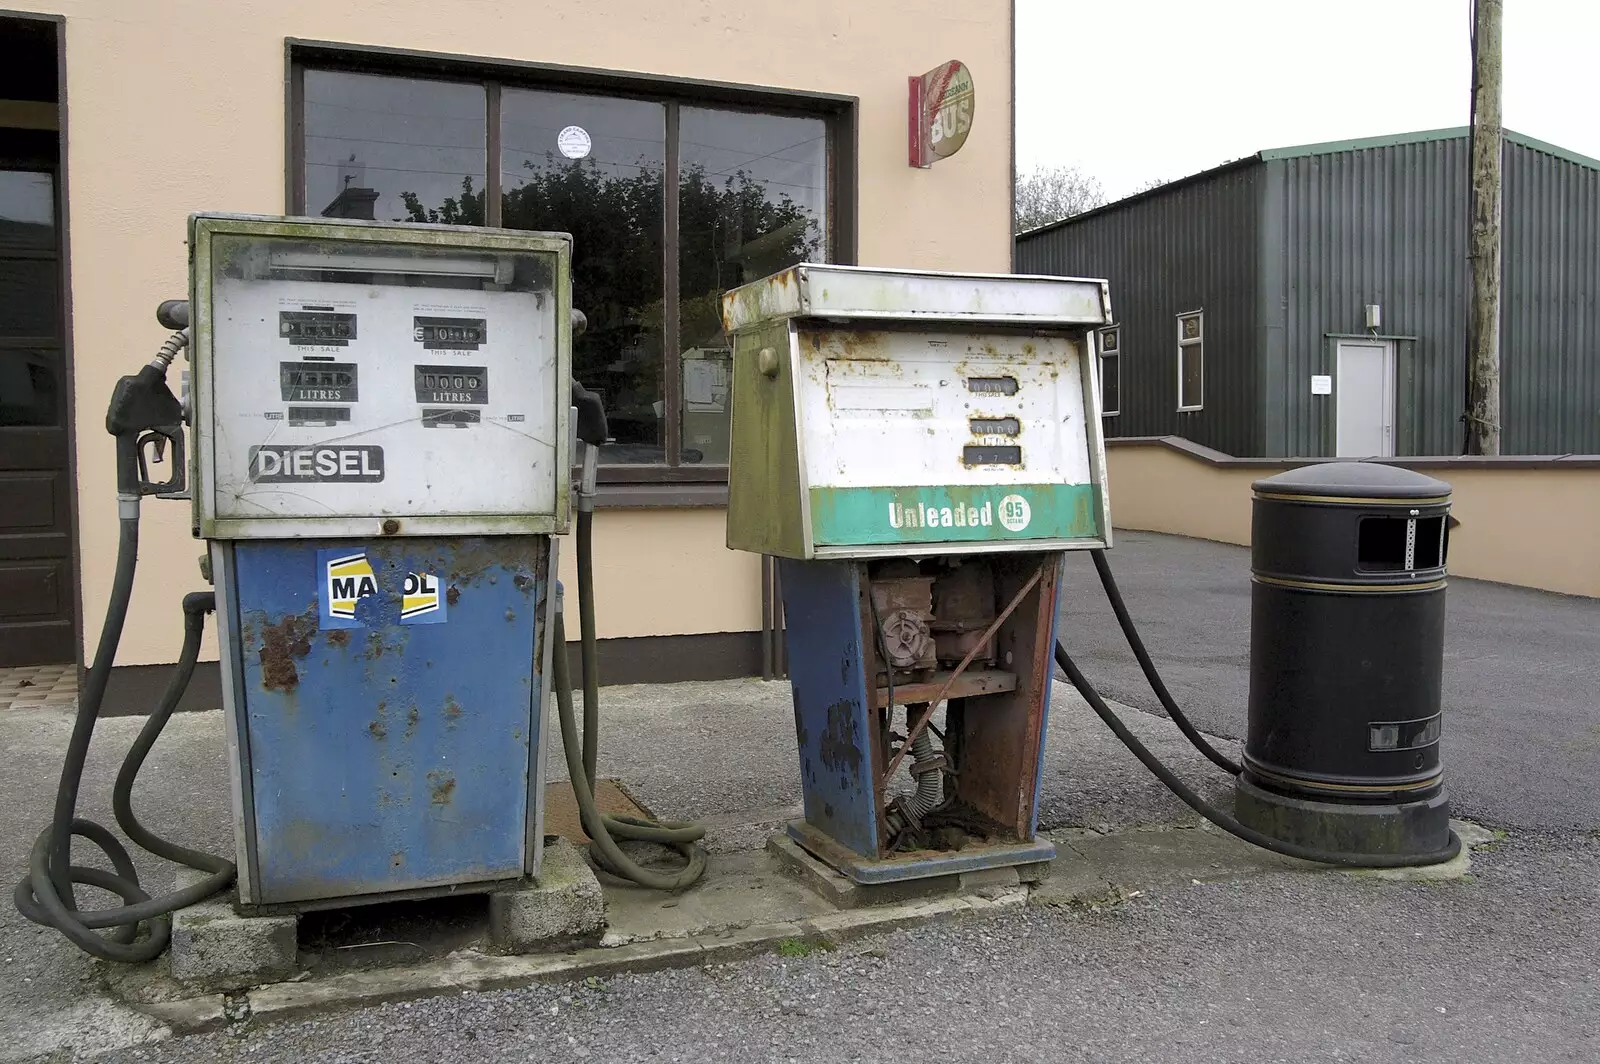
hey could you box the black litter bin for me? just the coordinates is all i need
[1234,462,1454,857]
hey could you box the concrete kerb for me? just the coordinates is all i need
[128,887,1015,1034]
[117,817,1498,1036]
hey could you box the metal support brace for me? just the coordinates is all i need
[878,561,1048,796]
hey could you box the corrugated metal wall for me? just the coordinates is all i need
[1021,134,1598,458]
[1502,141,1600,454]
[1271,138,1472,456]
[1016,166,1262,456]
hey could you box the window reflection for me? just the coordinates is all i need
[303,71,486,225]
[677,108,827,464]
[0,170,57,338]
[501,89,666,464]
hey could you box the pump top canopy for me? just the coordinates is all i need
[720,263,1112,334]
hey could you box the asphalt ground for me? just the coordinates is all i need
[2,530,1595,1062]
[1056,530,1600,833]
[93,832,1600,1064]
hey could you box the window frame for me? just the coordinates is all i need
[286,41,859,488]
[1097,325,1120,418]
[1176,310,1203,412]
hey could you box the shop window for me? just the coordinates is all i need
[302,71,487,225]
[294,61,842,477]
[1098,326,1120,417]
[1177,311,1203,412]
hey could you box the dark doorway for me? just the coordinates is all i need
[0,16,72,667]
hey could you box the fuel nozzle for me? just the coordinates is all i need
[107,303,191,504]
[570,379,606,509]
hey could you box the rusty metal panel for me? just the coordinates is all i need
[721,263,1110,332]
[227,535,546,905]
[950,554,1059,836]
[776,557,881,859]
[794,329,1106,557]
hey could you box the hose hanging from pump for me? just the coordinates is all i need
[1057,549,1462,869]
[551,422,707,891]
[14,318,236,961]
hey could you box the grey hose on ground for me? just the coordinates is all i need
[551,508,707,890]
[14,519,234,960]
[1053,638,1463,868]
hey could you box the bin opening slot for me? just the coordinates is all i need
[1358,515,1445,572]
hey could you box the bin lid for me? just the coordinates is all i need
[1252,462,1450,500]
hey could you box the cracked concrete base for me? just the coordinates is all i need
[1032,818,1489,909]
[102,818,1490,1036]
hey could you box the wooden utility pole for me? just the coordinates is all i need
[1465,0,1503,455]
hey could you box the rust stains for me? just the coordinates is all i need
[259,610,315,692]
[327,629,350,648]
[368,718,387,740]
[446,585,461,606]
[427,770,456,806]
[404,704,420,741]
[818,697,864,778]
[390,851,405,870]
[513,573,532,593]
[443,696,462,723]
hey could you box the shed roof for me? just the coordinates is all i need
[1017,126,1600,240]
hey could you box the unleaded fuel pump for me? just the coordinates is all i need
[720,264,1114,884]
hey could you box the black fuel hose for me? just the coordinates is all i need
[14,518,235,961]
[1053,639,1463,868]
[551,507,707,891]
[1087,548,1241,775]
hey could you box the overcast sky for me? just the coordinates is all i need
[1016,0,1600,199]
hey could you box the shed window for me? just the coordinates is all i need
[295,61,846,481]
[1098,326,1120,417]
[1176,311,1203,411]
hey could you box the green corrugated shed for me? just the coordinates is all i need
[1016,128,1600,457]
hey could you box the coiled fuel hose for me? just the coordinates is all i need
[1057,548,1461,869]
[551,446,707,890]
[14,330,236,961]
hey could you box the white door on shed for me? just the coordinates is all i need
[1334,340,1396,457]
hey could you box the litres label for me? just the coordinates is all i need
[248,445,384,483]
[414,365,488,405]
[279,362,357,403]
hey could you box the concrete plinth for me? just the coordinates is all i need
[768,833,1045,908]
[1234,775,1455,860]
[488,838,606,951]
[168,873,299,992]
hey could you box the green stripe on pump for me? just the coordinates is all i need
[809,483,1100,546]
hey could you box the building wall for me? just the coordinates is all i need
[1015,165,1262,456]
[9,0,1013,668]
[1270,138,1472,457]
[1502,139,1600,454]
[1266,135,1599,457]
[1105,438,1600,599]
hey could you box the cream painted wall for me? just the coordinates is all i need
[583,509,763,640]
[14,0,1013,665]
[1105,444,1600,599]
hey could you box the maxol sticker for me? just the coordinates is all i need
[317,549,447,628]
[400,571,445,624]
[322,551,377,629]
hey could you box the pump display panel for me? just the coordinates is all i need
[190,217,571,539]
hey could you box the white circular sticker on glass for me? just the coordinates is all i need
[557,125,592,160]
[998,494,1032,532]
